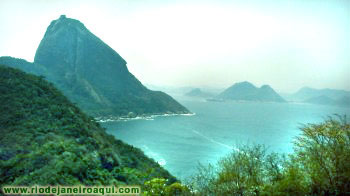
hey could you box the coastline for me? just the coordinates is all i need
[95,112,196,123]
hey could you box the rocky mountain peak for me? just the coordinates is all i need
[30,15,189,116]
[44,15,87,37]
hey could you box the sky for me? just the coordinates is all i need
[0,0,349,93]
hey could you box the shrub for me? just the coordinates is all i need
[189,116,350,196]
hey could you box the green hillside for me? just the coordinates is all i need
[0,65,176,187]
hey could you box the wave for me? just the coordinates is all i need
[96,112,196,123]
[191,129,239,152]
[142,145,167,166]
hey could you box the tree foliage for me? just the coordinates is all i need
[143,178,191,196]
[189,116,350,196]
[1,65,349,195]
[294,115,350,195]
[0,65,176,193]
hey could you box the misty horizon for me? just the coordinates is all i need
[0,0,349,93]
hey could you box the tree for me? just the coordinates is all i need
[189,116,350,196]
[294,115,350,195]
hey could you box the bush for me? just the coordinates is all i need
[189,116,350,196]
[294,115,350,195]
[143,178,191,196]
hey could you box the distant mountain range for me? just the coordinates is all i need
[288,87,350,101]
[185,88,213,98]
[285,87,350,107]
[0,15,189,117]
[216,81,286,102]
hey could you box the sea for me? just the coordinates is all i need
[102,96,350,180]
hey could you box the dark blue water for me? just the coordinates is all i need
[103,99,350,179]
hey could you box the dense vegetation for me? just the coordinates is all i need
[1,64,349,196]
[0,65,178,194]
[143,116,350,196]
[0,57,189,118]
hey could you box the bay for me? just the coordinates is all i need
[103,99,350,180]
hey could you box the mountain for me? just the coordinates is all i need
[0,65,176,186]
[0,56,46,75]
[283,87,350,107]
[217,81,286,102]
[185,88,213,97]
[289,87,350,102]
[303,95,350,107]
[0,15,189,117]
[304,95,336,105]
[335,96,350,107]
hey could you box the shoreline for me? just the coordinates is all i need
[95,112,196,123]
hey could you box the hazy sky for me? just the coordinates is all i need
[0,0,349,93]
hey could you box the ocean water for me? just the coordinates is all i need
[103,98,350,180]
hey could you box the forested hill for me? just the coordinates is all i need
[0,65,176,186]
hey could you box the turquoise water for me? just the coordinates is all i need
[103,99,350,179]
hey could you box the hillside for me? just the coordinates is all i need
[289,87,350,102]
[0,57,46,76]
[285,87,350,107]
[335,96,350,107]
[0,15,189,117]
[217,81,286,102]
[0,65,176,186]
[304,95,336,105]
[185,88,213,98]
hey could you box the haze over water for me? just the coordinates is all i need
[104,98,350,179]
